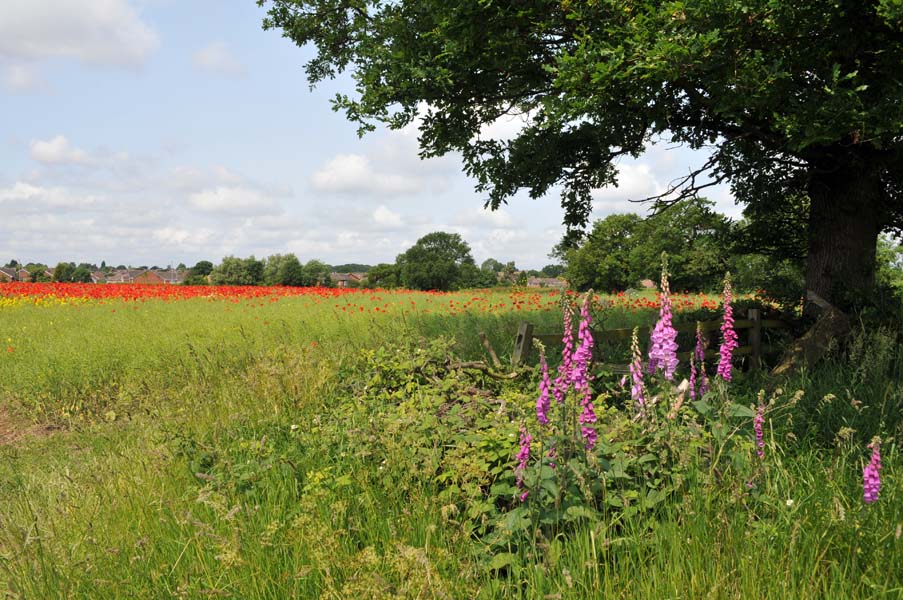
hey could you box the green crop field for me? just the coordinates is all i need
[1,285,901,599]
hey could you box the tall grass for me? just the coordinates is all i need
[1,290,901,598]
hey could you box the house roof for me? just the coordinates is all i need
[0,267,15,280]
[155,269,185,283]
[527,277,567,288]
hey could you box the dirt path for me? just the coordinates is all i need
[0,405,57,446]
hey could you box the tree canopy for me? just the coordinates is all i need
[397,231,480,291]
[260,0,903,309]
[563,197,815,297]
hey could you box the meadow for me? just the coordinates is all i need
[0,282,901,599]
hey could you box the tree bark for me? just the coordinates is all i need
[805,160,883,312]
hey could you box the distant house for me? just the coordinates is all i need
[155,269,185,285]
[527,277,567,289]
[330,272,367,288]
[90,271,107,284]
[16,269,30,282]
[132,271,165,285]
[0,267,15,282]
[106,270,145,284]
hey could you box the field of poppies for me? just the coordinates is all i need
[1,281,901,599]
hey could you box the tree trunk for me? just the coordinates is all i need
[805,161,883,312]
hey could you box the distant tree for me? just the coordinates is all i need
[264,253,305,286]
[5,259,19,269]
[100,260,106,270]
[397,232,478,291]
[331,263,373,273]
[27,266,51,283]
[565,199,732,292]
[541,264,565,278]
[52,262,75,283]
[71,266,92,283]
[176,262,187,271]
[730,253,804,300]
[209,256,265,286]
[565,214,643,292]
[302,259,332,287]
[182,260,214,285]
[626,199,733,290]
[115,265,127,271]
[366,263,401,288]
[480,258,503,274]
[876,235,903,294]
[191,261,214,277]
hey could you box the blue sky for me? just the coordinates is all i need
[0,0,740,269]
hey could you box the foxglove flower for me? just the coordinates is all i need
[536,345,551,424]
[573,295,597,448]
[717,273,739,381]
[753,403,765,458]
[863,440,882,504]
[630,327,645,413]
[553,303,574,404]
[648,253,679,380]
[515,425,532,502]
[693,323,709,398]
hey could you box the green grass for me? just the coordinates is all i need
[1,289,901,598]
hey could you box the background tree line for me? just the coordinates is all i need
[562,198,903,302]
[364,231,564,291]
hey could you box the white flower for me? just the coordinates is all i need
[786,499,795,507]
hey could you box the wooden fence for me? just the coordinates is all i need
[512,308,789,373]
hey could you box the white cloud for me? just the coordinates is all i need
[192,42,246,77]
[591,163,665,215]
[189,186,283,216]
[29,135,92,165]
[152,227,215,247]
[453,207,515,229]
[0,181,104,211]
[3,63,43,92]
[311,154,423,195]
[0,0,159,67]
[477,109,537,142]
[373,205,405,228]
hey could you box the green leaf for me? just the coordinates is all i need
[726,403,756,418]
[564,505,599,522]
[487,552,518,572]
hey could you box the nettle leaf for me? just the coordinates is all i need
[487,552,518,572]
[726,403,756,419]
[564,505,599,522]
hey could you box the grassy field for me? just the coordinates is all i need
[1,284,901,599]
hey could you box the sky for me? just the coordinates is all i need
[0,0,742,270]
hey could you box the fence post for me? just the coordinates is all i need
[748,308,762,371]
[512,321,534,367]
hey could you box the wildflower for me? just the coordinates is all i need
[863,439,882,504]
[648,253,679,380]
[515,426,532,502]
[689,323,708,399]
[573,295,597,448]
[716,273,739,381]
[536,345,551,425]
[754,403,765,458]
[630,327,645,413]
[553,302,574,405]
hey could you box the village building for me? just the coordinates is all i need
[330,272,368,288]
[526,277,567,289]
